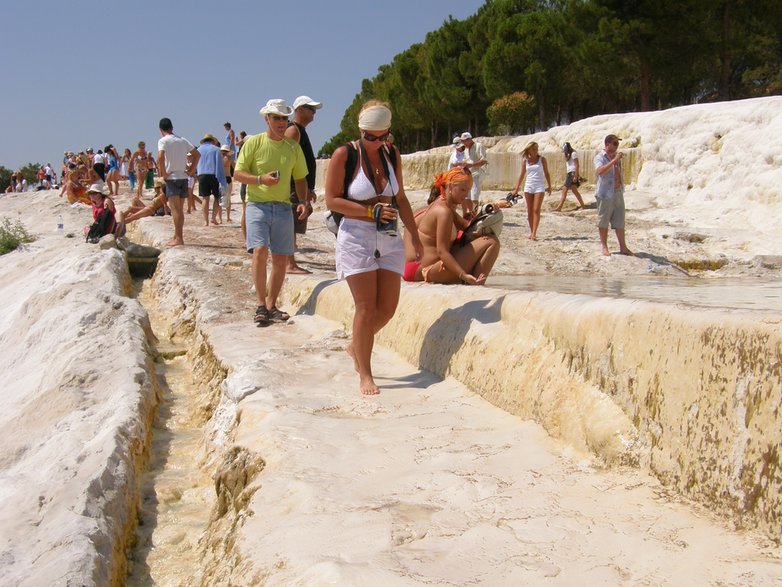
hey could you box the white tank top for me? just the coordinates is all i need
[524,156,546,193]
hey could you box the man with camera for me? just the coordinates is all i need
[233,99,310,327]
[594,134,633,257]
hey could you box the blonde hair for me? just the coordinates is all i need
[522,141,539,160]
[360,99,390,113]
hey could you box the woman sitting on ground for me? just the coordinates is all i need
[84,183,117,237]
[60,164,91,205]
[403,167,500,285]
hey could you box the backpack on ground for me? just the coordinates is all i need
[86,208,115,243]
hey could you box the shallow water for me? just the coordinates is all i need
[487,274,782,313]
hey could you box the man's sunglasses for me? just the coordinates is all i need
[267,114,288,121]
[362,131,390,142]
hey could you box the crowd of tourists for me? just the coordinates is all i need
[29,95,631,395]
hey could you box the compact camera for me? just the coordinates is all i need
[504,192,521,206]
[373,203,398,237]
[270,170,280,180]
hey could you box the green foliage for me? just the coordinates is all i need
[488,92,538,135]
[18,163,43,184]
[0,166,12,192]
[321,0,782,150]
[0,217,36,255]
[318,131,352,158]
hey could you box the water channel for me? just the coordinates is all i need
[126,281,213,586]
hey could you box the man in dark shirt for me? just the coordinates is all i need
[284,95,321,274]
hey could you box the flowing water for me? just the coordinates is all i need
[126,283,213,586]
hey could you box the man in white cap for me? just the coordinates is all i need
[460,131,488,217]
[234,98,309,327]
[284,95,322,274]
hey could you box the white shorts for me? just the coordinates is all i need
[524,178,546,194]
[335,218,405,280]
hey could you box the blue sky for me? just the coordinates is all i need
[0,0,485,170]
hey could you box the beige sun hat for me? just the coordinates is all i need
[201,133,218,145]
[220,144,230,152]
[259,99,293,117]
[87,182,107,195]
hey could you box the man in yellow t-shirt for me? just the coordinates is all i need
[234,98,309,327]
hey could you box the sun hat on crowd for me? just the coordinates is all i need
[220,144,230,152]
[201,133,218,145]
[293,95,322,111]
[455,142,465,150]
[460,132,473,141]
[260,99,293,117]
[87,182,107,195]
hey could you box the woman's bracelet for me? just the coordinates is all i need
[366,205,373,218]
[257,175,262,185]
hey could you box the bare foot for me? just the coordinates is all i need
[167,238,184,247]
[203,221,209,227]
[602,246,611,256]
[553,207,562,212]
[211,218,219,225]
[619,248,635,256]
[359,374,380,396]
[528,235,537,241]
[346,343,359,373]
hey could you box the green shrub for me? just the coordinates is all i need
[487,92,538,135]
[0,217,36,255]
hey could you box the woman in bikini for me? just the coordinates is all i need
[510,141,552,240]
[324,100,423,396]
[403,167,499,285]
[129,141,150,200]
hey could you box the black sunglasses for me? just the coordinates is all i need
[267,114,288,121]
[362,131,390,142]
